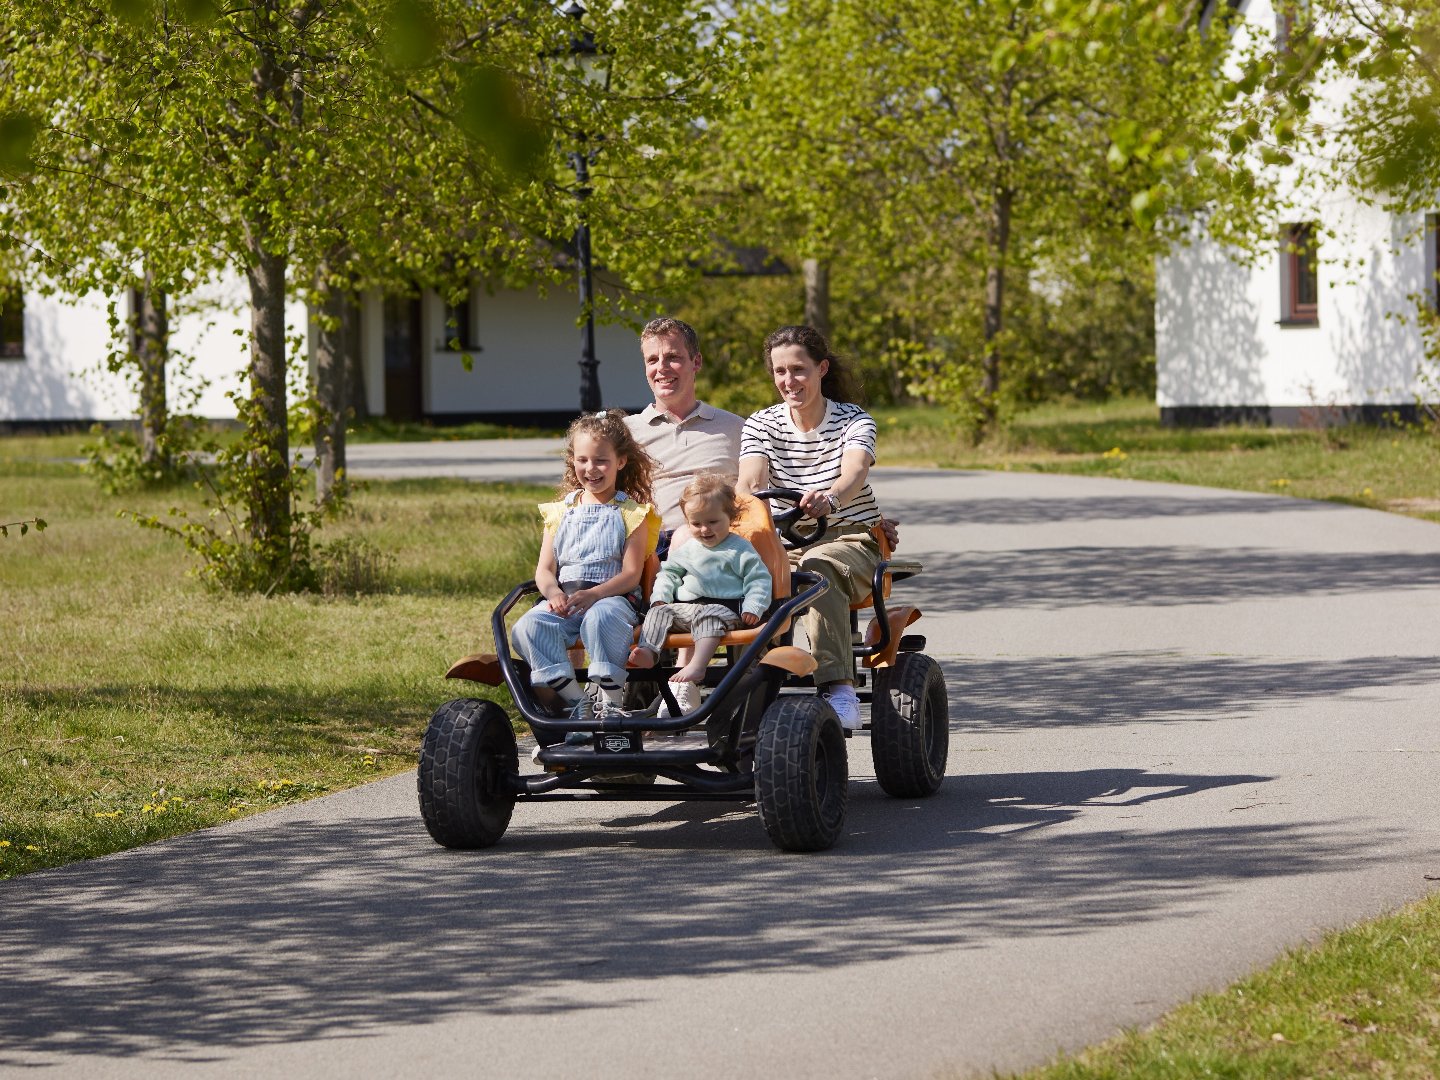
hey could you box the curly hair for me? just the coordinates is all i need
[762,324,864,405]
[679,471,740,522]
[560,408,656,506]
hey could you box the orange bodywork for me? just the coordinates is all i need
[862,604,921,669]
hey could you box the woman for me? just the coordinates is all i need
[736,325,883,731]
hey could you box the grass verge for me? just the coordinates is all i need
[999,891,1440,1079]
[873,397,1440,523]
[1,458,542,880]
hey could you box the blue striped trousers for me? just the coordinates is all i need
[511,596,637,686]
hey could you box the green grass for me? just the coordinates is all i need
[872,397,1440,523]
[346,416,565,443]
[998,892,1440,1079]
[1,459,544,880]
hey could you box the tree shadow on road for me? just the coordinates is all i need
[894,493,1342,528]
[937,651,1440,731]
[914,545,1440,611]
[0,761,1394,1065]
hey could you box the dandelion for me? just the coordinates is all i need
[362,756,376,767]
[0,840,10,848]
[1102,446,1128,460]
[1271,478,1291,488]
[1361,487,1374,498]
[24,845,39,852]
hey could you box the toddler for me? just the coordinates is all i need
[628,474,772,706]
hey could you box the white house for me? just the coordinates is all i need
[0,273,649,429]
[1157,0,1436,425]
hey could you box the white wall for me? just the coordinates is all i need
[1157,205,1432,409]
[2,270,649,423]
[425,284,648,415]
[0,290,119,422]
[0,275,302,423]
[1157,0,1435,411]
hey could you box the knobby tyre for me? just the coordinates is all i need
[870,653,948,798]
[754,695,848,852]
[417,698,518,848]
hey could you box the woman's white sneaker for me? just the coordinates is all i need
[822,685,863,731]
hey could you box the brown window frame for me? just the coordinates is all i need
[1281,222,1319,326]
[1429,213,1440,310]
[441,296,475,352]
[0,285,23,359]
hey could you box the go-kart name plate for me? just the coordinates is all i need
[594,732,640,754]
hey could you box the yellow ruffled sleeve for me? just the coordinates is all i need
[620,502,663,556]
[537,500,568,533]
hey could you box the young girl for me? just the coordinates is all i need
[628,474,772,706]
[511,409,661,718]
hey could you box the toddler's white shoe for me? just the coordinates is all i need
[660,679,699,717]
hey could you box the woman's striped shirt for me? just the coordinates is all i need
[739,399,882,527]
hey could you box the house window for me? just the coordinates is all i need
[441,296,477,352]
[1280,223,1319,326]
[1428,214,1440,310]
[0,285,22,359]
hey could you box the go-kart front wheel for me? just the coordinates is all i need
[417,698,518,849]
[870,652,948,798]
[754,695,848,852]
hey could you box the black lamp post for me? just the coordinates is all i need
[563,1,603,414]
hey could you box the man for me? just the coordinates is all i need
[624,317,745,552]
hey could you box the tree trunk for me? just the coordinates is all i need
[133,269,168,470]
[803,258,831,341]
[245,245,291,559]
[313,277,351,507]
[981,187,1013,432]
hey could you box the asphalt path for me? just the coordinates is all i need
[5,443,1440,1079]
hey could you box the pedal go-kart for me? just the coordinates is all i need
[417,489,949,852]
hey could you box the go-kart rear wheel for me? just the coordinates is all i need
[417,698,518,849]
[870,653,948,798]
[754,695,848,852]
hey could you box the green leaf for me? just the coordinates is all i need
[175,0,218,25]
[109,0,154,25]
[456,65,548,179]
[0,113,40,175]
[382,0,440,69]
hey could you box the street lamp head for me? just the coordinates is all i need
[564,2,598,60]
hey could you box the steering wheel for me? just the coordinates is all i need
[753,488,828,551]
